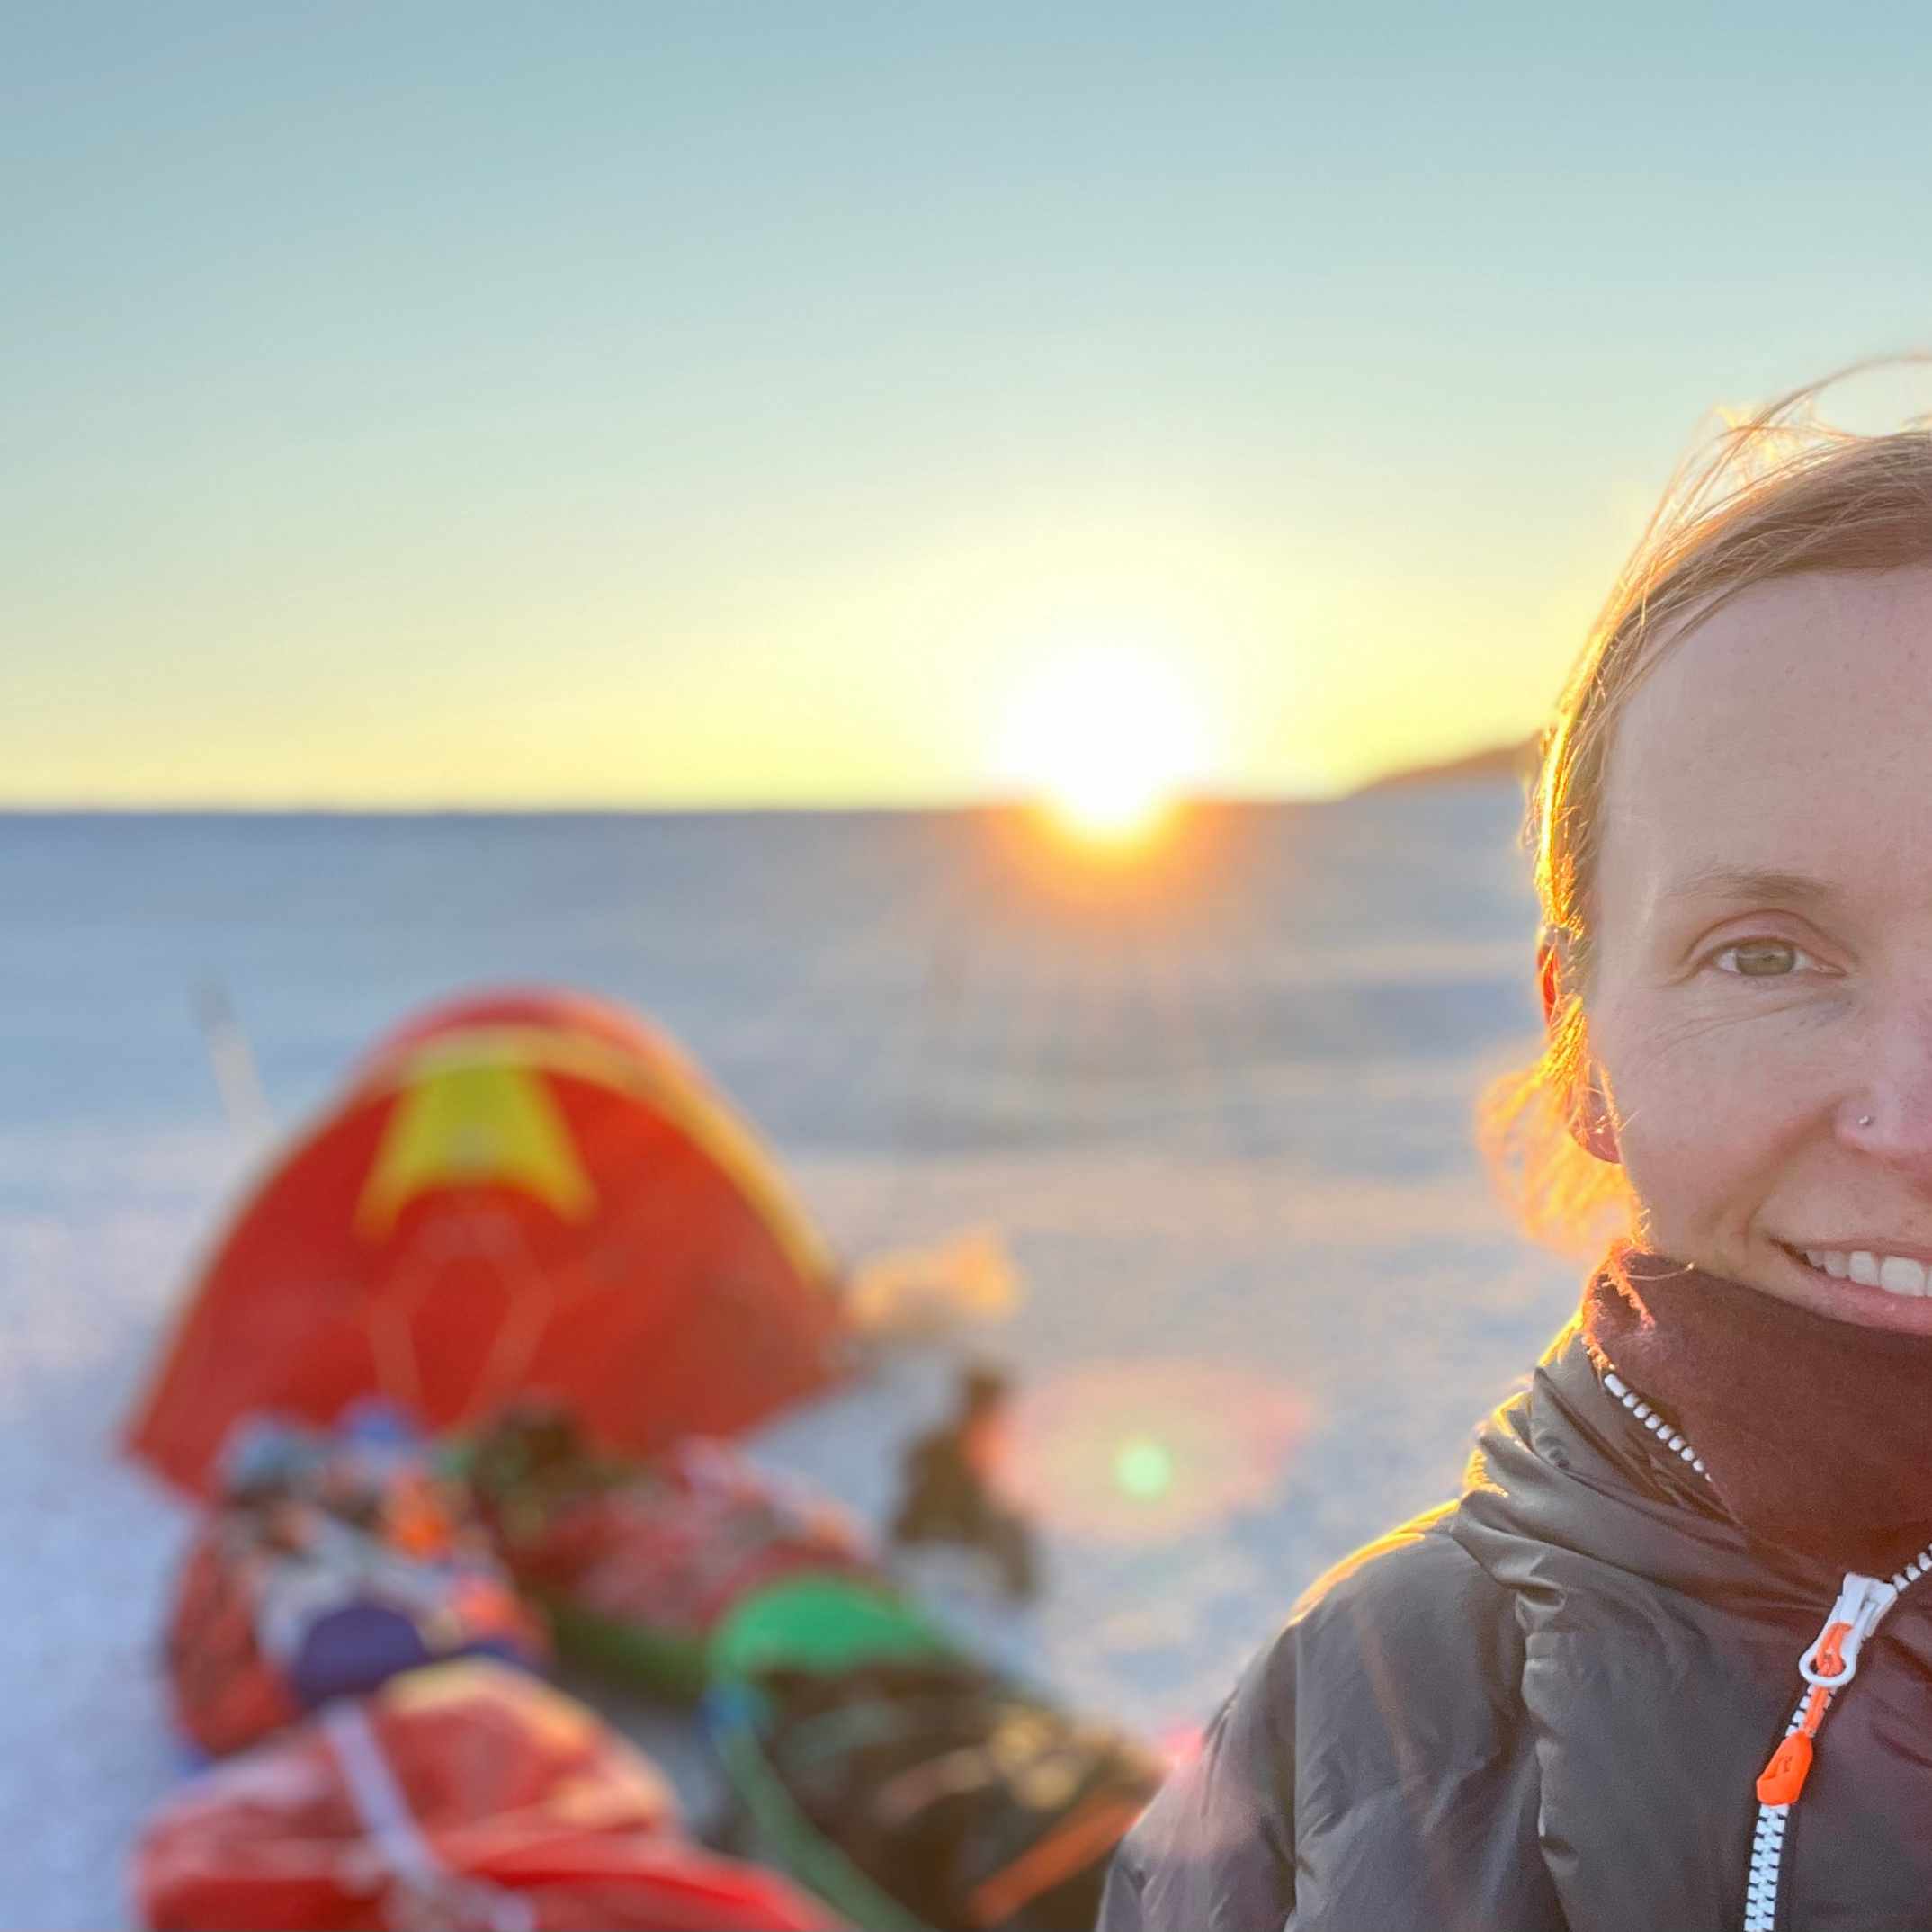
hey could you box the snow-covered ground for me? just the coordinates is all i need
[0,792,1581,1929]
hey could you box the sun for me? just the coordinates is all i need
[1049,758,1173,844]
[992,645,1215,847]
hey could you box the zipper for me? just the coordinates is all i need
[1743,1572,1903,1931]
[1600,1371,1707,1478]
[1599,1370,1932,1932]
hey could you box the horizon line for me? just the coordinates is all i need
[0,785,1333,818]
[0,741,1535,818]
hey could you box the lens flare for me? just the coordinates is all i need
[1114,1436,1176,1499]
[991,1360,1310,1545]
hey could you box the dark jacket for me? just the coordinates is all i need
[1099,1320,1932,1931]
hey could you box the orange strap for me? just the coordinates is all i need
[964,1791,1148,1927]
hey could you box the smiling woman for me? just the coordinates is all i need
[1579,566,1932,1334]
[1100,380,1932,1932]
[1490,409,1932,1268]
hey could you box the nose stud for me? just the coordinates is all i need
[1857,1114,1875,1128]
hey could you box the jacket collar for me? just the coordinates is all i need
[1449,1319,1844,1612]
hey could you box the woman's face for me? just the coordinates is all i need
[1586,565,1932,1330]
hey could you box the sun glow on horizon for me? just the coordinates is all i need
[992,644,1219,849]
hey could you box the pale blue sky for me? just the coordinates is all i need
[9,4,1932,802]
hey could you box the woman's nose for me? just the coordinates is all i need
[1843,998,1932,1182]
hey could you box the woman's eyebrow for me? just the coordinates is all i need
[1658,863,1840,909]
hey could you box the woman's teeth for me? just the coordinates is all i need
[1803,1249,1930,1296]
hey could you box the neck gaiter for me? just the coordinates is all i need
[1583,1247,1932,1574]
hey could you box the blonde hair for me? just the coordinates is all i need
[1482,371,1932,1252]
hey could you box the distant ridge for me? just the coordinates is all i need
[1355,734,1539,794]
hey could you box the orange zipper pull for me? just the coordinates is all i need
[1756,1575,1900,1810]
[1757,1684,1831,1804]
[1757,1731,1814,1806]
[1812,1622,1849,1677]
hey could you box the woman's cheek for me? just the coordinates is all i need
[1608,1001,1827,1220]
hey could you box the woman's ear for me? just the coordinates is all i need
[1539,929,1621,1166]
[1537,935,1561,1029]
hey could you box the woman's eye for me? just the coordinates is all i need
[1713,939,1811,978]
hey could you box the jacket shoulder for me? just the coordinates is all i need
[1100,1503,1551,1932]
[1289,1498,1518,1676]
[1285,1502,1530,1810]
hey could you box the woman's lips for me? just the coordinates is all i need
[1776,1243,1932,1329]
[1800,1248,1930,1296]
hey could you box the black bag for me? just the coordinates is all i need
[759,1657,1160,1931]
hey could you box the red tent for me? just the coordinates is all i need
[127,989,845,1498]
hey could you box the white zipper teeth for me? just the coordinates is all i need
[1744,1782,1791,1932]
[1598,1367,1930,1932]
[1601,1371,1709,1476]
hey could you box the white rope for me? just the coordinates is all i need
[321,1700,534,1932]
